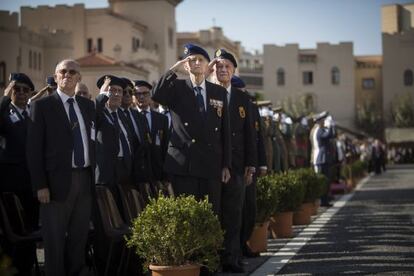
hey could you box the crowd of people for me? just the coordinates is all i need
[0,43,389,276]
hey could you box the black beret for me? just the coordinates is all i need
[183,43,210,62]
[120,77,134,88]
[46,76,57,87]
[215,48,237,68]
[134,80,153,90]
[231,75,245,88]
[9,73,34,91]
[313,111,329,122]
[96,75,126,89]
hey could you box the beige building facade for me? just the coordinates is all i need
[382,3,414,125]
[263,42,355,128]
[0,0,181,97]
[238,50,263,93]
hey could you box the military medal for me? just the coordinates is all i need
[255,121,259,131]
[239,106,246,118]
[217,107,222,117]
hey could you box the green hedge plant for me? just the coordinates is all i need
[273,171,305,213]
[256,174,279,223]
[126,194,224,272]
[294,168,320,203]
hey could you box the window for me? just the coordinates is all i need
[362,78,375,89]
[132,37,140,52]
[303,71,313,85]
[87,38,93,53]
[404,69,413,86]
[331,67,340,85]
[277,68,285,86]
[0,62,6,88]
[38,53,42,70]
[29,50,32,69]
[97,38,103,53]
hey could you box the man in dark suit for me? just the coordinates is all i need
[208,49,257,273]
[231,76,267,259]
[310,111,336,207]
[95,76,134,205]
[152,43,231,216]
[0,73,38,275]
[134,80,169,182]
[27,59,96,276]
[120,78,153,188]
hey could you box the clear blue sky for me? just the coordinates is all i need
[1,0,413,55]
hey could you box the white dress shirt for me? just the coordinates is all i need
[191,79,207,110]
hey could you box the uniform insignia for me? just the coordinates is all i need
[217,107,222,117]
[255,121,259,131]
[215,49,222,57]
[146,133,152,144]
[239,106,246,118]
[184,47,189,55]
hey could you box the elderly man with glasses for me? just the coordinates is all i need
[27,59,96,276]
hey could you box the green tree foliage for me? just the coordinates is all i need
[391,93,414,127]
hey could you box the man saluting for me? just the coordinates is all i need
[152,43,231,216]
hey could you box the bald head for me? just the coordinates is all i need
[75,82,91,99]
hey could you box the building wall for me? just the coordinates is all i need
[110,0,180,72]
[382,3,414,125]
[263,42,355,128]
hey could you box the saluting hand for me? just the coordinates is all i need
[37,188,50,204]
[100,76,112,94]
[205,58,218,78]
[4,80,16,97]
[170,57,190,73]
[222,167,231,183]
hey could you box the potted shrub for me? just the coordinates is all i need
[314,173,328,213]
[247,174,278,253]
[126,194,224,276]
[269,172,305,238]
[293,169,319,224]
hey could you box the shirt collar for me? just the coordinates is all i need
[137,106,151,113]
[11,102,28,114]
[191,79,206,92]
[57,89,75,104]
[226,84,232,94]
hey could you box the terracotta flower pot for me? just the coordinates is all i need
[149,264,200,276]
[247,221,269,253]
[311,199,320,216]
[269,211,293,238]
[293,202,313,225]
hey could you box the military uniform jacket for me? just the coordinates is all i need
[27,92,96,201]
[152,70,231,179]
[95,94,134,185]
[0,96,28,165]
[310,124,335,166]
[228,88,257,175]
[147,110,169,181]
[250,101,267,168]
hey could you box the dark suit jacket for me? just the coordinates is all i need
[27,92,95,201]
[0,96,31,192]
[129,108,153,183]
[228,88,257,175]
[148,110,169,180]
[95,94,134,185]
[250,101,267,168]
[152,70,231,179]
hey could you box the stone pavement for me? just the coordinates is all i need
[242,164,414,275]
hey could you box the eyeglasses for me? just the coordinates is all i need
[13,86,30,94]
[57,69,79,75]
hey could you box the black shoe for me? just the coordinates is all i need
[222,263,245,273]
[243,247,260,258]
[320,202,333,207]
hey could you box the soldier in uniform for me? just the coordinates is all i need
[208,49,257,273]
[152,43,231,217]
[0,73,38,275]
[231,75,267,259]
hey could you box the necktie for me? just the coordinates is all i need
[67,98,85,167]
[194,86,206,119]
[141,110,151,130]
[123,109,138,138]
[22,110,29,120]
[112,111,130,159]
